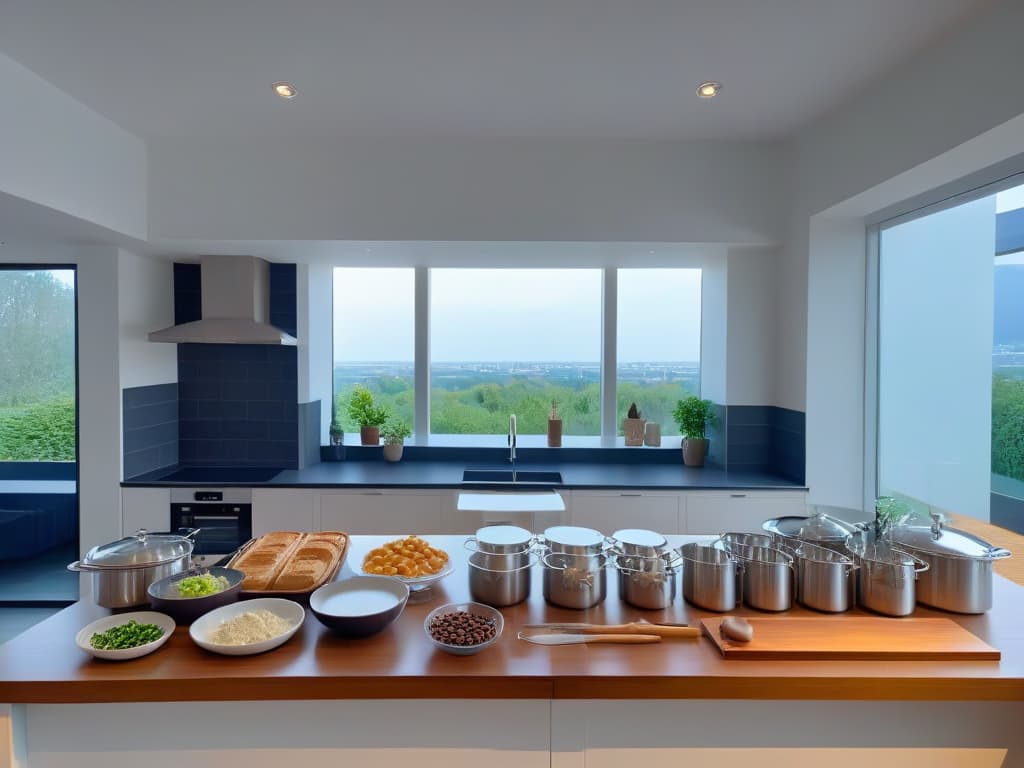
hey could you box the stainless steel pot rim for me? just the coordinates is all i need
[609,528,668,550]
[614,553,680,574]
[464,538,533,556]
[679,541,736,565]
[68,557,188,572]
[793,541,855,564]
[727,543,794,565]
[78,528,196,569]
[471,525,535,550]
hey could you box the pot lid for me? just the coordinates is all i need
[475,525,533,549]
[611,529,667,550]
[81,529,193,569]
[543,525,604,549]
[762,511,858,542]
[889,516,1010,560]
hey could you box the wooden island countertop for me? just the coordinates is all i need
[1,535,1022,704]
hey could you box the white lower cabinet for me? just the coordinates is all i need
[320,489,444,534]
[252,488,316,535]
[683,491,807,534]
[568,491,681,535]
[120,488,170,536]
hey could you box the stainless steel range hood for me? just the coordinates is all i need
[148,255,297,345]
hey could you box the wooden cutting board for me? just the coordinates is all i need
[701,616,1000,660]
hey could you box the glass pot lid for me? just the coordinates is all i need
[889,516,1011,560]
[82,529,193,569]
[763,510,859,542]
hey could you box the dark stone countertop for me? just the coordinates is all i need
[123,458,805,491]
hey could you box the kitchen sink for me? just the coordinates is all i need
[461,469,563,485]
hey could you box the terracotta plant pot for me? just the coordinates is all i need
[682,437,709,467]
[623,418,645,446]
[382,443,404,462]
[360,426,380,446]
[547,419,563,447]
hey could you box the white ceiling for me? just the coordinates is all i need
[0,0,990,141]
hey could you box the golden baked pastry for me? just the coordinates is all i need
[362,535,449,578]
[232,531,347,593]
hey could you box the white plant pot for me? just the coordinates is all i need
[383,443,404,462]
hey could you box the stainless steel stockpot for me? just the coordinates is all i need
[615,552,680,610]
[680,542,739,612]
[465,525,534,568]
[850,539,929,617]
[792,541,856,613]
[542,552,608,610]
[887,514,1011,614]
[763,507,865,554]
[68,529,195,609]
[541,526,607,557]
[468,551,535,607]
[730,543,794,612]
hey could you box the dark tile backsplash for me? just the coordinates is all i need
[123,383,179,478]
[269,263,297,338]
[721,405,805,484]
[177,344,299,468]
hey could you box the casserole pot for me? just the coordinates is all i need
[887,514,1011,614]
[542,552,608,609]
[69,528,195,609]
[540,526,606,557]
[680,542,739,612]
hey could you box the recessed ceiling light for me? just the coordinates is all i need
[697,81,722,99]
[272,82,297,99]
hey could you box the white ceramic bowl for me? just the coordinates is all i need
[75,611,175,661]
[424,602,504,656]
[189,597,305,656]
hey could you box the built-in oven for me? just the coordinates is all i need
[170,488,253,566]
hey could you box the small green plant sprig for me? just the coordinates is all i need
[672,396,717,440]
[381,419,412,446]
[347,385,390,427]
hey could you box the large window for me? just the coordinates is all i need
[0,268,76,462]
[430,269,602,436]
[617,269,701,435]
[332,266,703,443]
[332,268,415,433]
[877,179,1024,530]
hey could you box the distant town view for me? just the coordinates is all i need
[332,361,700,437]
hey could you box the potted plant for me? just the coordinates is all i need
[623,402,645,446]
[547,400,563,447]
[381,419,412,462]
[329,398,345,446]
[347,385,390,445]
[672,396,717,466]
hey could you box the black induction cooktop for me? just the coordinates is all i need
[156,466,283,483]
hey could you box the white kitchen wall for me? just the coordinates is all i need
[785,0,1024,507]
[726,246,778,406]
[117,250,177,390]
[148,137,785,245]
[297,262,334,442]
[0,53,147,241]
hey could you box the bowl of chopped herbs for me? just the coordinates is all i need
[75,611,175,660]
[148,567,244,625]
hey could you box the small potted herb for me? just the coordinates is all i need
[329,398,345,446]
[547,400,563,447]
[381,419,412,462]
[623,402,645,446]
[672,396,717,466]
[347,385,390,446]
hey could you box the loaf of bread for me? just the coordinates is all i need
[232,531,347,593]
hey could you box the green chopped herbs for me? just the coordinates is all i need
[90,619,164,650]
[176,573,230,598]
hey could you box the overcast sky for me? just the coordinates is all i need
[333,267,702,362]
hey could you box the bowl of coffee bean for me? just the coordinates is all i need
[424,602,504,656]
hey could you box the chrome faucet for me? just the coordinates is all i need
[508,414,517,480]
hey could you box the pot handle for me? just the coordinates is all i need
[66,560,84,572]
[463,536,480,553]
[989,548,1012,560]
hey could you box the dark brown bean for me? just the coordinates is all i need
[429,610,497,647]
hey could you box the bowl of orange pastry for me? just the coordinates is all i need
[228,531,349,597]
[359,535,454,597]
